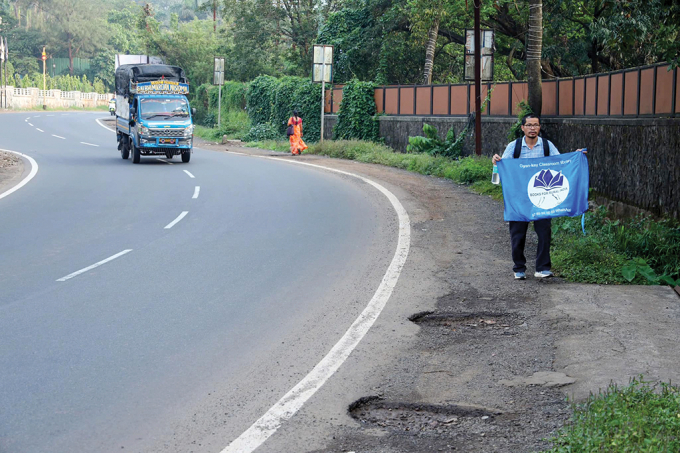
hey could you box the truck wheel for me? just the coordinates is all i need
[121,141,130,160]
[132,144,141,164]
[181,151,191,163]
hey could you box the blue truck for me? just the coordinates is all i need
[115,64,195,163]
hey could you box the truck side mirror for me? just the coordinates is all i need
[130,106,136,117]
[191,108,196,116]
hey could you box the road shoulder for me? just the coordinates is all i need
[194,139,680,453]
[0,150,26,197]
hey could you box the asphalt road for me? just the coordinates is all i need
[0,112,399,452]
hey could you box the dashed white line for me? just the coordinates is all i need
[192,186,200,199]
[36,128,44,133]
[46,115,54,117]
[183,170,195,178]
[164,211,188,229]
[25,118,29,121]
[81,142,99,147]
[220,152,411,453]
[56,249,132,282]
[0,149,39,201]
[156,158,173,165]
[52,135,66,140]
[28,122,33,126]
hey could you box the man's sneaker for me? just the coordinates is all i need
[514,272,526,280]
[535,270,554,278]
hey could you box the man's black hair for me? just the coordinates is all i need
[521,113,541,126]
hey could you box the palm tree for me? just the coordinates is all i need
[526,0,542,114]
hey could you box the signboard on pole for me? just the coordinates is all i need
[214,56,225,127]
[213,56,224,86]
[312,45,333,83]
[464,29,494,81]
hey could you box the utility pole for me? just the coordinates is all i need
[474,0,482,156]
[42,46,46,109]
[0,17,4,109]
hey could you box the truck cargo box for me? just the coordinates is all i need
[115,64,187,97]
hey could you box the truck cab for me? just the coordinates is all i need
[115,64,195,163]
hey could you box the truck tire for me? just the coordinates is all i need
[181,151,191,163]
[121,141,130,160]
[132,144,141,164]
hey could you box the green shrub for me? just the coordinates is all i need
[334,79,380,141]
[292,80,322,142]
[406,123,467,159]
[246,75,278,126]
[243,122,281,142]
[508,100,533,141]
[544,377,680,453]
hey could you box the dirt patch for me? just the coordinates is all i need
[0,150,25,194]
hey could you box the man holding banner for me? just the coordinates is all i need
[492,114,588,280]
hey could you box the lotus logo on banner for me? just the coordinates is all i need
[498,152,589,222]
[528,169,569,209]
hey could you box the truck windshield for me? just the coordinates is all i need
[140,98,190,121]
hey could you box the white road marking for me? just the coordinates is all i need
[81,142,99,147]
[33,115,40,118]
[36,128,44,133]
[192,186,200,199]
[28,123,33,126]
[25,118,29,121]
[183,170,195,178]
[52,135,66,140]
[221,152,411,453]
[164,211,189,229]
[0,149,39,201]
[95,117,115,132]
[156,158,173,165]
[46,115,54,117]
[56,249,132,282]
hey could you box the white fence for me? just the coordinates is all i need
[0,86,112,109]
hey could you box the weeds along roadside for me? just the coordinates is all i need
[243,139,679,288]
[542,377,680,453]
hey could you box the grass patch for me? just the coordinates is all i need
[194,110,250,141]
[243,139,291,153]
[307,140,504,200]
[544,377,680,452]
[552,207,680,285]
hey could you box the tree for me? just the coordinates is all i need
[43,0,109,74]
[526,0,542,114]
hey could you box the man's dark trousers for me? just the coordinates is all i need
[509,219,552,273]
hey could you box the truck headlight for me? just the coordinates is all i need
[183,125,194,138]
[139,125,149,136]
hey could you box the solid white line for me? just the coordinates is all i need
[95,117,115,133]
[183,170,195,179]
[52,135,66,140]
[56,249,132,282]
[36,128,44,133]
[221,153,411,453]
[164,211,189,229]
[28,122,33,126]
[0,149,39,201]
[192,186,200,199]
[81,142,99,147]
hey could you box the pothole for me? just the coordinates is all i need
[409,311,524,334]
[349,397,501,433]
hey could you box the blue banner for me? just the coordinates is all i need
[497,152,589,222]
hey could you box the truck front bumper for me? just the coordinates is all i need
[138,137,192,155]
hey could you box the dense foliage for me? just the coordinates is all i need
[2,0,677,96]
[334,80,380,142]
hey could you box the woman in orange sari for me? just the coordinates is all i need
[287,110,308,156]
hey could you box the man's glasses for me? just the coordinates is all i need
[524,124,541,129]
